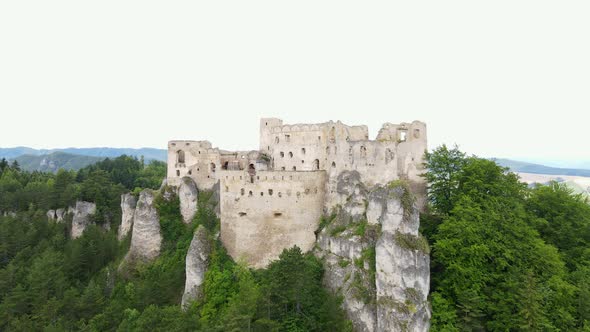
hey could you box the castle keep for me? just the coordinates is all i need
[167,118,427,267]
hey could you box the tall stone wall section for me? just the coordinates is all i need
[219,170,326,268]
[258,118,427,211]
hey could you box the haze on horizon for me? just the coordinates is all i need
[1,1,588,163]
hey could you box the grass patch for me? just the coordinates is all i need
[387,180,415,218]
[404,287,422,304]
[361,247,376,279]
[351,274,374,304]
[394,231,430,254]
[338,258,350,268]
[317,213,337,234]
[354,220,367,236]
[330,225,347,237]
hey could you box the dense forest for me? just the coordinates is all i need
[0,156,349,331]
[424,146,590,331]
[1,147,589,331]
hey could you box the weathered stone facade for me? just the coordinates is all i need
[167,118,427,267]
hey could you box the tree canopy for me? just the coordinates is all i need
[424,145,590,331]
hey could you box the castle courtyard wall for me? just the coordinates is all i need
[219,170,326,268]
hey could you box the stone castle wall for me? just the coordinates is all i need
[219,170,326,268]
[167,118,427,266]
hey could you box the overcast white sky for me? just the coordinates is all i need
[0,1,588,162]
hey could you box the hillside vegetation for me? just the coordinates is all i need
[0,156,349,331]
[0,148,589,331]
[426,146,590,331]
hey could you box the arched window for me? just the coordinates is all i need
[222,161,229,170]
[176,170,180,176]
[240,188,245,195]
[210,163,216,172]
[268,189,273,195]
[288,152,293,158]
[360,146,367,158]
[177,150,185,163]
[280,152,285,158]
[329,126,336,143]
[313,159,320,170]
[326,146,330,155]
[301,148,306,154]
[292,166,296,171]
[331,162,336,168]
[275,137,280,143]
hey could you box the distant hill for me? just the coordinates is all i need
[493,158,590,177]
[0,147,167,162]
[15,152,105,172]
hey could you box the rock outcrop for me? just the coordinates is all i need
[71,201,97,239]
[181,225,211,309]
[118,193,136,240]
[47,210,56,221]
[55,208,66,222]
[178,177,198,224]
[124,190,162,263]
[315,171,430,332]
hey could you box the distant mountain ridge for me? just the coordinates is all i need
[492,158,590,177]
[2,147,589,177]
[0,147,167,162]
[15,152,104,172]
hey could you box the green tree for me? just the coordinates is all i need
[423,144,466,215]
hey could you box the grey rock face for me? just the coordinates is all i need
[55,208,66,222]
[316,171,430,332]
[181,225,211,309]
[372,186,430,332]
[71,201,97,239]
[118,193,136,240]
[125,190,162,262]
[47,210,56,221]
[179,177,198,224]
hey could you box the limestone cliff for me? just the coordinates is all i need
[118,193,136,240]
[71,201,97,239]
[55,208,66,222]
[181,225,211,309]
[315,171,430,332]
[124,190,162,263]
[178,177,198,224]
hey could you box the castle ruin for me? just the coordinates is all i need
[167,118,427,267]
